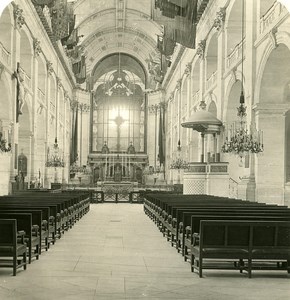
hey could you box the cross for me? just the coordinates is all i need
[109,110,128,151]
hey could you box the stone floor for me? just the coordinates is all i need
[0,204,290,300]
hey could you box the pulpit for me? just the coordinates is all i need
[183,162,229,197]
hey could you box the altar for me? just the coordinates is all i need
[96,181,138,202]
[88,152,148,184]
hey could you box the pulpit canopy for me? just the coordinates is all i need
[181,111,222,133]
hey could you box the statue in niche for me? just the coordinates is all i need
[101,141,110,154]
[13,63,25,121]
[127,141,135,154]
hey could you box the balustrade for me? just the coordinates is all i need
[59,113,64,122]
[19,67,32,89]
[37,88,45,103]
[206,70,217,91]
[0,42,11,66]
[260,1,287,34]
[50,102,56,115]
[226,38,245,69]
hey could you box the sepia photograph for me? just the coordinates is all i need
[0,0,290,299]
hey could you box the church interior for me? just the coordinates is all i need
[0,0,290,299]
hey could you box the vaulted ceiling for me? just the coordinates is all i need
[73,0,161,87]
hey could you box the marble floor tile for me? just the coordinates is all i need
[0,203,289,300]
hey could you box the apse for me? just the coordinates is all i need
[91,53,147,154]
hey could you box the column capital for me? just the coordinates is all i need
[13,4,25,29]
[196,40,206,59]
[253,103,290,115]
[213,7,226,32]
[46,61,54,75]
[33,38,42,57]
[184,63,192,77]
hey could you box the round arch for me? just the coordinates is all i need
[91,52,148,86]
[208,99,217,117]
[19,27,34,77]
[223,70,244,122]
[259,44,290,104]
[191,56,200,107]
[0,4,13,53]
[205,31,218,81]
[181,76,189,117]
[0,73,12,121]
[225,0,244,56]
[255,31,290,104]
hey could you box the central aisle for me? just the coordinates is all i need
[0,204,290,300]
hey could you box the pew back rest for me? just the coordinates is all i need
[192,215,290,235]
[200,220,251,249]
[0,219,16,246]
[0,213,32,237]
[199,220,290,252]
[252,222,290,248]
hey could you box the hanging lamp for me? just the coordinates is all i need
[221,0,263,160]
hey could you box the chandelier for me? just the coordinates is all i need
[103,53,134,97]
[221,0,263,160]
[170,158,189,170]
[45,137,65,167]
[222,92,263,158]
[0,132,11,153]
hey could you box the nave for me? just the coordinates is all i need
[1,204,290,300]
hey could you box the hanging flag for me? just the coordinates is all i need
[70,105,75,164]
[70,104,78,164]
[168,0,187,7]
[154,0,197,49]
[31,0,55,6]
[158,107,165,166]
[155,0,185,18]
[74,104,78,163]
[75,56,87,84]
[51,0,71,40]
[62,28,78,50]
[174,0,197,48]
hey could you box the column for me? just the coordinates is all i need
[30,48,39,183]
[254,104,289,204]
[199,56,206,104]
[44,68,52,188]
[56,79,61,139]
[216,133,221,162]
[10,15,21,186]
[201,133,205,163]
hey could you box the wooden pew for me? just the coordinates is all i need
[186,213,290,266]
[164,202,273,243]
[0,213,40,264]
[177,207,290,256]
[0,191,90,243]
[0,209,45,252]
[191,220,290,278]
[0,200,60,243]
[0,219,27,276]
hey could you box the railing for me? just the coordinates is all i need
[206,70,217,91]
[50,102,56,115]
[19,67,32,89]
[0,42,11,66]
[192,90,200,106]
[226,38,245,69]
[38,88,45,103]
[260,1,287,34]
[229,177,238,199]
[59,113,64,122]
